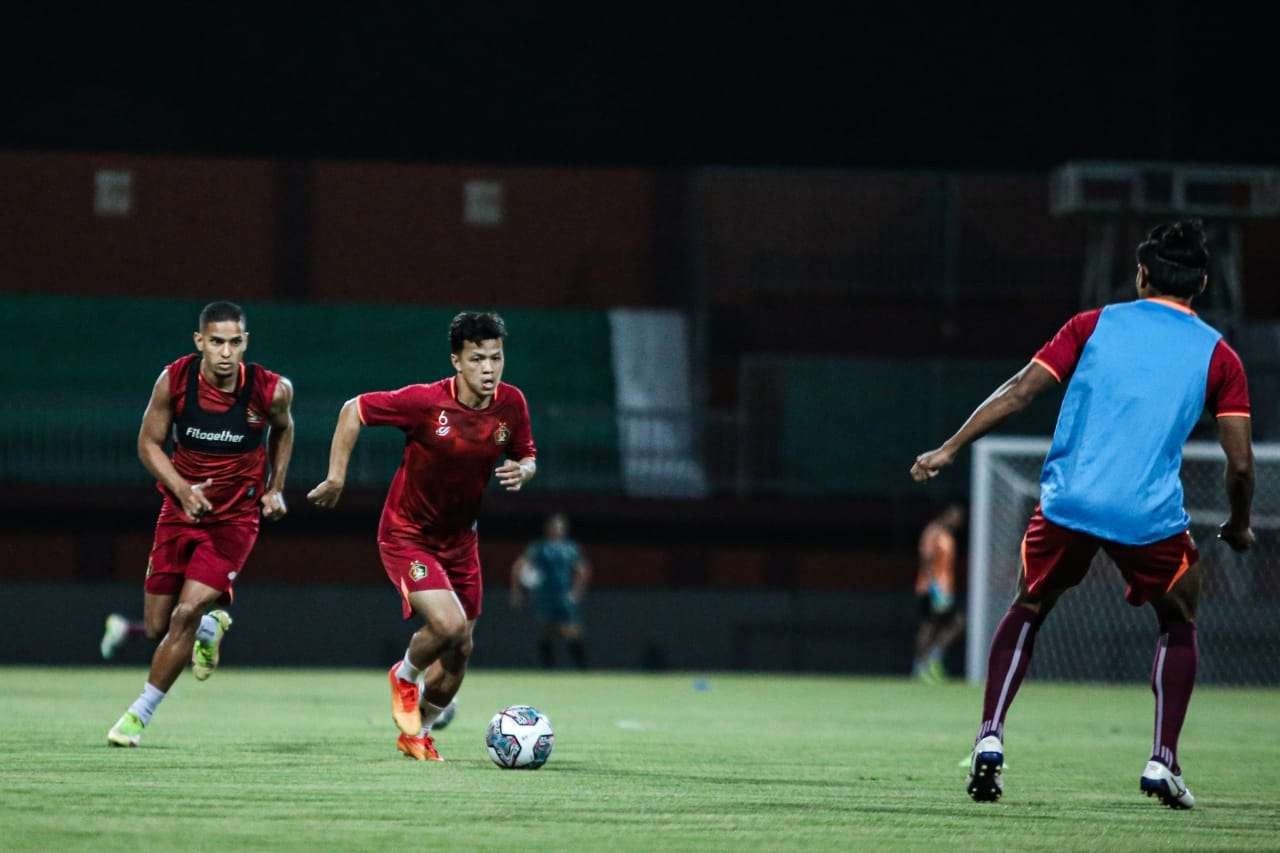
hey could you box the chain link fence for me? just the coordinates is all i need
[969,437,1280,685]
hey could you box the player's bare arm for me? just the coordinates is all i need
[571,558,591,603]
[307,396,363,508]
[1216,414,1255,552]
[260,377,294,521]
[496,456,536,492]
[137,369,213,520]
[910,361,1058,482]
[509,555,530,608]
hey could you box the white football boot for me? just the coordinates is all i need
[1141,760,1195,809]
[100,614,129,660]
[967,735,1004,802]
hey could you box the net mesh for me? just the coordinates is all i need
[969,437,1280,685]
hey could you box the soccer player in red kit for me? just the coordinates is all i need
[107,301,295,747]
[307,311,536,762]
[911,221,1254,808]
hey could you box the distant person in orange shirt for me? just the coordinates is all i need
[914,504,966,682]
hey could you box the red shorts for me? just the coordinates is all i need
[144,518,259,605]
[1022,506,1198,606]
[378,530,483,621]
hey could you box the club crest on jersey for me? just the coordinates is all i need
[246,408,264,426]
[436,411,451,437]
[409,561,429,581]
[494,422,510,445]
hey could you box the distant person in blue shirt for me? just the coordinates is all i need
[911,220,1255,809]
[510,513,592,669]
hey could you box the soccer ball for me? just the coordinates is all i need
[485,705,554,769]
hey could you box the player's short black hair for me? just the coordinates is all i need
[1137,220,1209,298]
[198,301,246,330]
[449,311,507,353]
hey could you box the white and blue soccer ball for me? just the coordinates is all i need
[485,705,554,769]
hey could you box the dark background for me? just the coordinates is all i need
[1,4,1270,168]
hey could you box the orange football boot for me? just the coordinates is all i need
[388,662,422,736]
[396,732,443,762]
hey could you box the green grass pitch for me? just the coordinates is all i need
[2,667,1277,850]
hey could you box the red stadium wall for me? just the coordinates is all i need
[0,152,664,308]
[4,151,1277,317]
[0,151,278,300]
[309,162,659,307]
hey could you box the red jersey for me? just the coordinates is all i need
[357,377,536,540]
[1033,304,1250,417]
[157,354,281,524]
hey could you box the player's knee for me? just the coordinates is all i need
[429,612,468,648]
[168,602,203,634]
[144,620,167,643]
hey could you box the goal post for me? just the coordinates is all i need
[967,436,1280,685]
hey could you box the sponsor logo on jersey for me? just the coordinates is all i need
[185,426,246,443]
[435,410,451,437]
[494,421,510,445]
[409,560,429,581]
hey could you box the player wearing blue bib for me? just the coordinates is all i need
[911,221,1255,809]
[511,514,592,669]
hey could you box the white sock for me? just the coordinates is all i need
[128,682,166,725]
[396,650,423,684]
[419,701,448,734]
[195,614,220,644]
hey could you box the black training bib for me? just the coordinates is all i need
[172,362,263,455]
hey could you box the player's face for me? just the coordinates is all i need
[194,320,249,380]
[450,339,504,403]
[546,515,568,540]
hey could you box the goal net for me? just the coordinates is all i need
[968,436,1280,685]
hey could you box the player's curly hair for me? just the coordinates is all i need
[449,311,507,353]
[1136,220,1209,298]
[198,301,246,329]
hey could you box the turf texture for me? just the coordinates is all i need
[1,667,1277,850]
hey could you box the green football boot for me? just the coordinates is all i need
[107,711,145,747]
[191,610,233,681]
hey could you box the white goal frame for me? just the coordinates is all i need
[967,435,1280,683]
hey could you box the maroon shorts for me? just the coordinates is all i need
[144,518,259,605]
[1021,506,1198,606]
[378,530,483,621]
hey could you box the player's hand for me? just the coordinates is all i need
[307,477,345,509]
[179,478,215,521]
[1218,521,1255,552]
[910,447,955,482]
[495,460,531,492]
[260,489,288,521]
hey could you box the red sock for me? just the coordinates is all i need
[977,605,1039,742]
[127,622,147,638]
[1151,622,1197,774]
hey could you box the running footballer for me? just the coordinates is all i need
[107,301,294,747]
[307,311,535,761]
